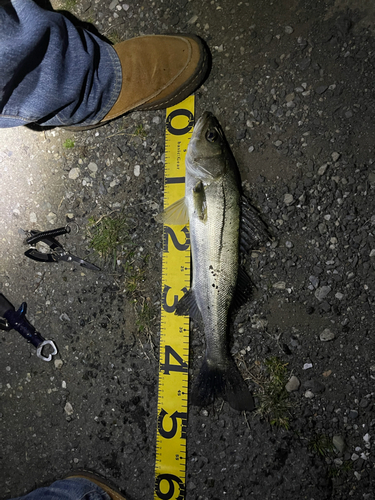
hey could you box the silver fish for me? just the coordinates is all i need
[158,111,268,411]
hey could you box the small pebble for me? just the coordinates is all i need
[315,286,331,301]
[187,14,198,24]
[47,212,57,224]
[284,193,294,205]
[333,435,346,453]
[88,162,98,173]
[320,328,335,342]
[285,92,295,102]
[349,410,359,419]
[309,276,319,288]
[134,164,141,177]
[304,390,314,399]
[54,359,64,370]
[273,281,286,289]
[363,433,371,444]
[68,167,80,180]
[315,85,328,95]
[318,163,328,176]
[285,375,300,392]
[64,402,74,416]
[59,313,70,322]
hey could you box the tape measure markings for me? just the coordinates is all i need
[154,96,194,500]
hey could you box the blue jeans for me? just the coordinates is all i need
[11,478,111,500]
[0,0,122,127]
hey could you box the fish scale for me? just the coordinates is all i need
[190,176,239,363]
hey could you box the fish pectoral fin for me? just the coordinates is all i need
[231,267,253,310]
[193,181,207,221]
[240,196,271,252]
[175,288,201,321]
[155,197,189,225]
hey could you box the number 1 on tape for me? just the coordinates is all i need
[154,96,194,500]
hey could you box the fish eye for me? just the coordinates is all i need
[206,128,218,143]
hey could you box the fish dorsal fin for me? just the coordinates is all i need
[156,197,189,225]
[175,288,201,322]
[240,196,270,253]
[231,267,253,310]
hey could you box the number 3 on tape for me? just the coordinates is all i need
[154,96,194,500]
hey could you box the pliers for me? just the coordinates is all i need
[24,225,101,271]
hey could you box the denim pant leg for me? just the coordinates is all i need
[11,478,111,500]
[0,0,122,128]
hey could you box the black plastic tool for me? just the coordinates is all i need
[0,293,58,361]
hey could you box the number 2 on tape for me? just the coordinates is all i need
[154,96,194,500]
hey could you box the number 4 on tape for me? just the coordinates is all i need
[154,96,194,500]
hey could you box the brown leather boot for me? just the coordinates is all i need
[69,34,210,130]
[66,471,127,500]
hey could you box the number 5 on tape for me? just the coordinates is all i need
[154,96,194,500]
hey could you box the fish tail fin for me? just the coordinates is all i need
[191,357,255,411]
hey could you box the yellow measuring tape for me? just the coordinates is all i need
[154,96,195,500]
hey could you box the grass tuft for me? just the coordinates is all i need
[135,299,155,334]
[58,0,77,11]
[87,212,129,268]
[329,460,353,478]
[248,356,292,429]
[86,214,156,338]
[63,138,75,149]
[308,434,335,457]
[134,124,148,138]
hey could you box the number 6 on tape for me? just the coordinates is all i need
[154,96,194,500]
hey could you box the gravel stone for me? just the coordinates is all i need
[134,164,140,177]
[284,193,294,205]
[285,375,300,392]
[314,286,331,301]
[68,167,80,179]
[333,435,346,454]
[318,163,328,176]
[315,85,328,95]
[319,328,335,341]
[64,402,74,416]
